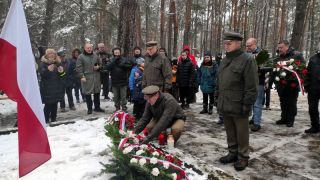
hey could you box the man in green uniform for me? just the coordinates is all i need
[216,31,258,171]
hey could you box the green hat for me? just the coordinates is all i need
[146,41,158,47]
[223,31,244,41]
[142,85,160,95]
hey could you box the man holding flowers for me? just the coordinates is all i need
[273,40,305,127]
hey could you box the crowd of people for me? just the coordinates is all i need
[24,30,320,171]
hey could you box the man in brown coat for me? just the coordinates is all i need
[142,41,172,92]
[134,85,186,144]
[216,31,258,171]
[76,43,104,114]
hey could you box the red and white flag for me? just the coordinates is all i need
[0,0,51,177]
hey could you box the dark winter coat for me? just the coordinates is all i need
[98,51,112,77]
[305,52,320,93]
[198,60,218,93]
[176,57,196,88]
[105,56,132,87]
[39,57,65,104]
[216,50,258,117]
[272,48,305,92]
[60,58,76,88]
[76,52,101,95]
[134,92,186,141]
[142,52,172,91]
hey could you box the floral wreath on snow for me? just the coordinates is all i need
[104,111,188,180]
[273,57,307,94]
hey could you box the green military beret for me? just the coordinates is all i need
[223,31,244,41]
[142,85,160,95]
[146,41,158,47]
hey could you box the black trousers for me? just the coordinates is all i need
[203,92,214,107]
[133,101,146,120]
[85,93,101,110]
[308,91,320,128]
[44,102,58,123]
[74,81,85,101]
[263,87,271,107]
[101,74,109,97]
[278,89,299,123]
[179,87,192,105]
[60,87,74,108]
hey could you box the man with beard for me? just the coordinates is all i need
[216,31,258,171]
[76,43,105,114]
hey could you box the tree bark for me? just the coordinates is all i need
[172,0,178,57]
[279,0,286,41]
[117,0,140,56]
[40,0,55,47]
[183,0,192,45]
[160,0,166,48]
[290,0,309,51]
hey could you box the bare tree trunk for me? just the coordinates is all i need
[183,0,192,45]
[264,0,272,48]
[145,0,150,42]
[160,0,166,48]
[167,0,173,58]
[172,0,178,57]
[204,0,211,51]
[117,0,140,56]
[193,0,199,49]
[232,0,238,31]
[40,0,55,47]
[309,0,316,55]
[272,0,281,57]
[290,0,309,51]
[79,0,86,45]
[279,0,286,41]
[243,0,248,41]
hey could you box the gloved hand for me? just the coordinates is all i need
[140,137,150,145]
[242,105,252,115]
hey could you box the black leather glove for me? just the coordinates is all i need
[242,105,252,115]
[140,137,150,145]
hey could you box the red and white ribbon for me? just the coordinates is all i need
[281,66,305,95]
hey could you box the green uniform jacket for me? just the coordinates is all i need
[76,53,101,95]
[142,52,172,91]
[134,92,186,141]
[216,50,258,117]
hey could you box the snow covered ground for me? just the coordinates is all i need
[0,91,320,179]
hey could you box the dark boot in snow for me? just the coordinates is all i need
[208,105,213,115]
[200,104,208,114]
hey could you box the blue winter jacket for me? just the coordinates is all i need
[198,61,218,93]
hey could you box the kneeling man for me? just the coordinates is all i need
[134,85,186,144]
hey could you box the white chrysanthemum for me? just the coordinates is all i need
[123,146,133,154]
[280,72,286,77]
[163,161,170,169]
[140,144,148,150]
[171,173,177,180]
[130,158,138,164]
[277,61,281,65]
[139,158,146,166]
[150,157,158,164]
[123,143,129,148]
[151,168,160,176]
[275,76,280,81]
[289,59,295,63]
[288,65,294,70]
[114,117,119,122]
[136,149,144,155]
[133,138,139,144]
[276,68,280,72]
[266,72,270,76]
[152,152,160,157]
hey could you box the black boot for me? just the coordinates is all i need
[219,154,238,164]
[200,105,208,114]
[305,127,320,133]
[234,159,249,171]
[276,119,287,125]
[208,105,213,115]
